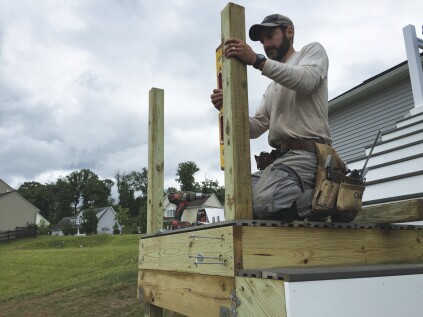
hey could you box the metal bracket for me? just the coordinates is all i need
[189,234,225,241]
[188,253,226,267]
[229,290,240,317]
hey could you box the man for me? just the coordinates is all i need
[211,14,332,221]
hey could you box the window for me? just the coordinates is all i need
[165,209,175,218]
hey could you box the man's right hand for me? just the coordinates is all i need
[211,89,223,110]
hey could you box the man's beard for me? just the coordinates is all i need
[275,35,291,61]
[265,32,291,61]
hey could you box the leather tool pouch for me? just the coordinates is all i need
[312,143,365,217]
[336,182,365,212]
[254,150,278,170]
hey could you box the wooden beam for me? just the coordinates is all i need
[139,270,234,317]
[236,277,286,317]
[354,198,423,224]
[147,88,164,234]
[139,226,237,277]
[221,3,253,220]
[241,226,423,269]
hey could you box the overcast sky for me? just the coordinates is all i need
[1,0,422,193]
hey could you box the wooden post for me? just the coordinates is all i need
[145,88,164,317]
[221,3,253,220]
[147,88,164,235]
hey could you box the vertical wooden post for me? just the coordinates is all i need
[144,303,163,317]
[145,88,164,317]
[221,3,253,220]
[147,88,164,234]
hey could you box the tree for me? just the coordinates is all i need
[115,169,148,218]
[81,208,99,234]
[18,182,51,220]
[37,219,51,235]
[62,220,77,236]
[52,179,74,222]
[164,187,178,195]
[66,169,114,213]
[18,181,73,223]
[199,178,225,205]
[175,161,200,191]
[115,206,131,227]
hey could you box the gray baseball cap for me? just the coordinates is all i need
[249,14,294,41]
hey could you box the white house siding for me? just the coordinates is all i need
[328,54,423,206]
[97,207,120,234]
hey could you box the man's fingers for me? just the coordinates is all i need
[224,38,239,45]
[213,100,223,110]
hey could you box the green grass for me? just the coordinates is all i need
[0,234,145,316]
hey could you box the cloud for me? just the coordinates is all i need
[0,0,422,194]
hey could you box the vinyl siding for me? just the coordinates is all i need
[0,192,38,231]
[329,78,414,162]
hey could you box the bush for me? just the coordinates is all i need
[62,221,77,236]
[113,222,120,234]
[37,219,51,235]
[131,224,139,234]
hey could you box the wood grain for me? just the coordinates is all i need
[147,88,164,234]
[140,226,235,277]
[354,199,423,223]
[241,226,423,269]
[221,3,253,221]
[139,270,234,317]
[236,277,286,317]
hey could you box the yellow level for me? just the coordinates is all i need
[216,44,224,170]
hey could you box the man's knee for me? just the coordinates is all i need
[252,167,302,216]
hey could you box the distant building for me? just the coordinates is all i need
[52,206,121,236]
[0,178,50,232]
[163,193,224,224]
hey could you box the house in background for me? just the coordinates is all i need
[163,193,224,225]
[328,25,423,208]
[52,206,121,236]
[51,216,77,236]
[0,178,50,232]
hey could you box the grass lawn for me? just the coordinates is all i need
[0,234,144,317]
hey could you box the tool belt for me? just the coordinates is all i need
[255,139,322,171]
[279,139,318,154]
[312,143,365,221]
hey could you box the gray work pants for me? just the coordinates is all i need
[252,150,317,219]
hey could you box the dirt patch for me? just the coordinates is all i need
[0,284,144,317]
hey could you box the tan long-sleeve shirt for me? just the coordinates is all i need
[249,42,332,148]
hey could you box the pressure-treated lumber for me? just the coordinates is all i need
[139,270,234,317]
[241,226,423,269]
[354,198,423,223]
[236,277,286,317]
[144,303,163,317]
[221,3,253,220]
[147,88,164,235]
[139,226,239,277]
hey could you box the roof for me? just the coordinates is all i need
[51,216,77,231]
[77,206,114,220]
[0,192,14,199]
[186,196,210,207]
[329,52,423,112]
[0,178,15,193]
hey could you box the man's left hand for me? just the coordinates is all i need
[224,38,256,66]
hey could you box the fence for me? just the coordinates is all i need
[0,226,37,243]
